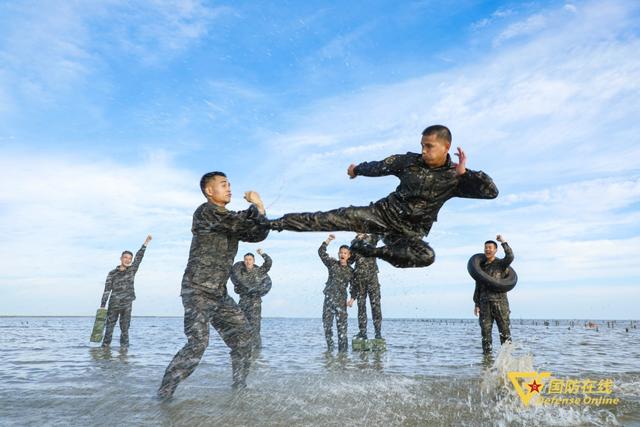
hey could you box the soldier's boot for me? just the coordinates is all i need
[269,219,284,231]
[338,339,348,353]
[482,340,492,355]
[374,331,383,340]
[356,331,368,339]
[350,239,376,257]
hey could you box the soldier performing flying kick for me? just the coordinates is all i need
[270,125,498,268]
[158,171,270,399]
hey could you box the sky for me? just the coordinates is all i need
[0,0,638,318]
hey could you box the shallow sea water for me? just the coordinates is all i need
[1,317,638,426]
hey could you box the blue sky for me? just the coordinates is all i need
[1,0,638,318]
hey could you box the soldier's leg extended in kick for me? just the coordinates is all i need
[271,205,435,268]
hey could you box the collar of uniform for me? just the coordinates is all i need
[415,153,453,170]
[208,202,228,212]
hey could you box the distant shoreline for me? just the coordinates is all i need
[1,316,638,321]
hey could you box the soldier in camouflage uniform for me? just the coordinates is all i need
[473,235,514,355]
[230,249,273,352]
[270,125,499,269]
[351,233,383,339]
[319,234,355,352]
[158,172,270,399]
[100,234,152,349]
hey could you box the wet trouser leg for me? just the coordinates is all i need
[159,290,252,397]
[336,303,348,352]
[368,280,382,337]
[103,304,121,346]
[357,287,368,336]
[239,297,262,351]
[119,304,132,347]
[322,297,335,350]
[479,301,494,354]
[210,295,253,388]
[276,206,435,268]
[493,299,512,345]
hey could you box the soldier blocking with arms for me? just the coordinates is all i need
[158,172,270,399]
[319,234,355,352]
[351,233,383,340]
[100,234,152,349]
[270,125,498,269]
[230,249,273,352]
[473,235,514,355]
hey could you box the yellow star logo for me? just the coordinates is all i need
[508,371,551,406]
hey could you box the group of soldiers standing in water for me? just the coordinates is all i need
[96,124,517,399]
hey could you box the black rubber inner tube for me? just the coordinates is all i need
[467,254,518,293]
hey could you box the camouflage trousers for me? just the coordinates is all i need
[103,301,132,346]
[356,278,382,338]
[158,288,252,397]
[323,297,348,352]
[238,296,262,351]
[273,206,435,268]
[478,298,511,354]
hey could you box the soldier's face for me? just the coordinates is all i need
[339,248,351,262]
[421,134,450,168]
[206,176,232,205]
[244,255,255,270]
[120,253,133,267]
[484,243,497,260]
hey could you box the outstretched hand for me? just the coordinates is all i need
[325,234,336,244]
[347,164,357,179]
[144,234,153,245]
[257,248,264,255]
[453,146,467,176]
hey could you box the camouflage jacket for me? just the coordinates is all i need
[101,245,146,307]
[319,242,355,303]
[473,242,514,304]
[182,202,270,298]
[230,253,273,299]
[353,153,498,236]
[351,234,380,294]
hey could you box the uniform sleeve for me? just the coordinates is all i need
[349,275,357,300]
[455,169,499,200]
[100,272,113,307]
[196,204,270,243]
[501,242,514,267]
[129,245,147,274]
[230,262,247,296]
[473,281,480,306]
[318,242,333,268]
[258,253,272,274]
[353,154,408,178]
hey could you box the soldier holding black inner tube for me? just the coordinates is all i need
[473,234,514,355]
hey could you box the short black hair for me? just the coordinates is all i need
[339,245,350,251]
[422,125,452,144]
[200,171,227,197]
[484,240,498,249]
[244,253,255,259]
[121,250,133,257]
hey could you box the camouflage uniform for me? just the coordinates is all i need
[100,245,146,347]
[351,234,382,339]
[230,253,273,351]
[473,242,514,354]
[319,241,355,352]
[158,202,269,398]
[271,153,498,268]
